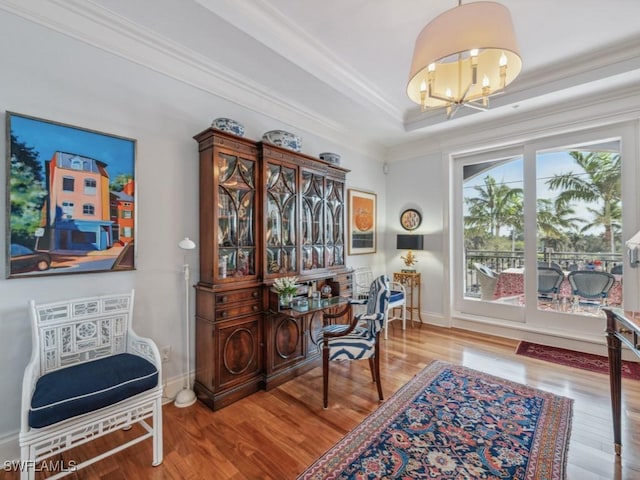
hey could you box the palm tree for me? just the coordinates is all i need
[537,198,583,251]
[547,151,621,253]
[465,175,523,239]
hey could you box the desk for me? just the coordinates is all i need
[264,296,351,390]
[494,268,622,306]
[603,307,640,455]
[393,272,422,323]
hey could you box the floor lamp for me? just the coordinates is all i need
[175,237,197,408]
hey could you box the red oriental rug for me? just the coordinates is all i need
[516,341,640,380]
[298,361,572,480]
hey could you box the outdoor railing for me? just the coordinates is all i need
[465,250,623,297]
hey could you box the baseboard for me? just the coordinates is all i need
[0,429,19,464]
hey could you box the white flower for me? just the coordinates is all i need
[273,276,298,296]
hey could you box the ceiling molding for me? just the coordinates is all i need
[389,82,640,162]
[0,0,383,157]
[194,0,404,123]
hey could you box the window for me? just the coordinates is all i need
[70,157,84,170]
[62,177,75,192]
[122,227,132,237]
[84,178,96,194]
[83,204,95,215]
[61,201,74,218]
[122,210,132,219]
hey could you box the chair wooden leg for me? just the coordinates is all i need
[368,357,377,383]
[323,343,329,409]
[374,334,383,402]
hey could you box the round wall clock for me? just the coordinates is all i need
[400,209,422,231]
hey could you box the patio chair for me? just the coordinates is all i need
[474,263,497,300]
[568,270,616,313]
[537,266,565,308]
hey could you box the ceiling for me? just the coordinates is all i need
[4,0,640,151]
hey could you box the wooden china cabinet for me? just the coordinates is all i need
[193,127,352,410]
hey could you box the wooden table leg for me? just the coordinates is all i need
[606,330,622,456]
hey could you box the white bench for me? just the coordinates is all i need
[19,290,163,479]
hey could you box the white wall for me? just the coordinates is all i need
[0,11,387,459]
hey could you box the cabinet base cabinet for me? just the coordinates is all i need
[194,314,263,411]
[263,311,322,391]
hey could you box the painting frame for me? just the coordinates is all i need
[6,111,136,278]
[348,188,377,255]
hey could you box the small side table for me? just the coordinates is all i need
[393,271,422,325]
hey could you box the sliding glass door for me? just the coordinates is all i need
[453,123,638,332]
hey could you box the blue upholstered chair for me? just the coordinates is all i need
[385,282,407,339]
[320,275,390,408]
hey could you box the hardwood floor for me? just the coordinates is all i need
[5,324,640,479]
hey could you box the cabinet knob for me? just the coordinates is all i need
[252,305,258,311]
[252,291,259,298]
[220,311,228,318]
[220,296,228,303]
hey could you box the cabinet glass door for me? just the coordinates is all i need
[217,152,256,279]
[301,171,324,271]
[326,179,345,267]
[265,163,297,274]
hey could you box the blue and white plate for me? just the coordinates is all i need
[212,117,245,136]
[262,130,302,152]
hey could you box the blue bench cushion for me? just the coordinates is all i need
[389,290,404,303]
[29,353,158,428]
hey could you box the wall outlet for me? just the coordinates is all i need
[160,345,171,363]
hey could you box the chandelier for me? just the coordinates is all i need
[407,1,521,119]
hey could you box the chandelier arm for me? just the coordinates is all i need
[463,102,489,112]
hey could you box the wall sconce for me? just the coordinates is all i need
[397,234,424,271]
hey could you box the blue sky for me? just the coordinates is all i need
[9,113,134,180]
[462,149,618,234]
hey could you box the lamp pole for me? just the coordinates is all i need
[175,237,197,408]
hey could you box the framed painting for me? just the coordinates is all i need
[6,112,136,278]
[348,189,376,255]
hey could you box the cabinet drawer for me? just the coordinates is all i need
[215,288,261,305]
[216,301,261,320]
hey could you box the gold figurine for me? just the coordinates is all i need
[401,250,418,268]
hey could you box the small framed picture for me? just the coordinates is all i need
[348,189,376,255]
[6,112,136,278]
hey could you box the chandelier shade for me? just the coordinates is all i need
[407,1,521,116]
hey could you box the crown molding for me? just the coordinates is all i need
[0,0,383,157]
[193,0,404,123]
[389,81,640,162]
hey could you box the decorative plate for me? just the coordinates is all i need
[211,117,245,136]
[400,208,422,231]
[262,130,302,152]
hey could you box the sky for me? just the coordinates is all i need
[9,113,134,180]
[462,147,620,235]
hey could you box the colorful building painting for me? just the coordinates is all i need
[42,151,115,251]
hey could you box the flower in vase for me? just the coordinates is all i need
[273,276,299,296]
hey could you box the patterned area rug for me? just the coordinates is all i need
[516,341,640,380]
[298,361,573,480]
